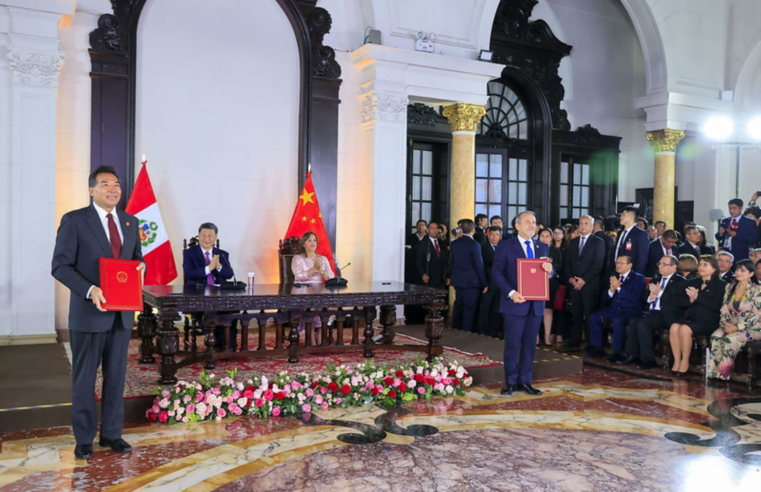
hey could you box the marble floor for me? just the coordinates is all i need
[1,366,760,492]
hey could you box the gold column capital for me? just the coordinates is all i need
[443,103,486,132]
[646,129,685,153]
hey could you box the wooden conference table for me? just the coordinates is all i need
[139,282,447,385]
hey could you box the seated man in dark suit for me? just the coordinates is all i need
[679,226,711,259]
[615,207,650,276]
[477,226,504,337]
[716,251,735,283]
[645,229,678,278]
[183,222,236,349]
[450,219,488,332]
[619,254,691,369]
[715,198,757,262]
[585,255,646,362]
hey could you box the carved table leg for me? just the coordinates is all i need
[275,317,284,350]
[203,314,217,370]
[287,318,301,363]
[137,302,157,364]
[350,314,359,345]
[183,315,190,351]
[363,307,376,358]
[258,318,266,351]
[223,325,231,352]
[240,319,250,352]
[425,307,445,363]
[336,318,344,346]
[379,305,397,343]
[157,312,181,385]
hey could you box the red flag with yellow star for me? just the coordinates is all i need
[283,173,336,276]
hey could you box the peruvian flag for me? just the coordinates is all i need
[283,172,336,275]
[125,156,178,285]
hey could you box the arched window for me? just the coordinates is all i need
[475,81,532,224]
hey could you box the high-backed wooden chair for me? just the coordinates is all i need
[278,235,300,284]
[181,235,221,352]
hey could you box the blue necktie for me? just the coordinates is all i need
[525,240,534,259]
[650,277,667,310]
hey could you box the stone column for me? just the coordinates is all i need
[443,103,486,228]
[646,129,685,230]
[0,5,69,343]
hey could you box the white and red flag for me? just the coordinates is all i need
[125,156,177,285]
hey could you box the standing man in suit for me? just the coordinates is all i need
[183,223,237,348]
[593,215,615,279]
[493,211,554,396]
[477,226,504,337]
[619,254,691,369]
[491,215,513,240]
[585,255,646,362]
[450,219,488,332]
[416,221,449,290]
[679,226,711,259]
[654,221,667,239]
[52,166,145,460]
[645,229,678,278]
[615,207,650,275]
[564,215,605,349]
[716,198,757,262]
[474,214,489,245]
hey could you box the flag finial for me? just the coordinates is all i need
[308,162,312,173]
[142,152,146,163]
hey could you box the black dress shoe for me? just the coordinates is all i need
[636,360,656,370]
[519,384,543,395]
[563,342,582,350]
[74,444,93,460]
[607,352,623,364]
[584,347,605,358]
[99,437,132,453]
[500,385,516,396]
[617,354,636,365]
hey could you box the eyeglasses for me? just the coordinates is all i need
[553,232,564,235]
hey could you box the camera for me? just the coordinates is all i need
[451,227,462,237]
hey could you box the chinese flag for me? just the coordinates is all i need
[283,173,336,276]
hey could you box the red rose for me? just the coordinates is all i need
[275,392,285,400]
[245,385,255,392]
[383,376,393,386]
[147,412,157,422]
[158,411,168,423]
[388,390,397,399]
[341,384,351,395]
[328,382,339,393]
[415,374,424,383]
[399,382,407,392]
[449,369,456,376]
[311,381,320,388]
[371,387,379,395]
[454,378,460,387]
[424,376,434,385]
[395,370,404,378]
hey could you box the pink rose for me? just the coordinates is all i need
[320,386,328,394]
[393,379,401,387]
[321,402,329,409]
[243,389,254,400]
[232,390,240,399]
[226,396,234,404]
[195,393,204,403]
[336,398,342,405]
[255,398,264,408]
[151,404,160,413]
[182,395,191,404]
[306,388,314,397]
[187,404,195,413]
[182,416,188,423]
[212,387,221,395]
[442,377,452,386]
[272,406,281,417]
[302,404,312,413]
[264,389,274,401]
[159,411,168,423]
[291,381,301,390]
[418,387,426,394]
[217,408,226,418]
[315,395,323,405]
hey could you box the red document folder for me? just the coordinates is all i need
[99,258,143,311]
[517,258,550,301]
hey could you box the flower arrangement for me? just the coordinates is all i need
[145,357,472,424]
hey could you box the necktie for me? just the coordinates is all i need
[579,236,586,255]
[694,245,700,256]
[434,239,440,257]
[525,240,534,259]
[616,229,628,259]
[666,247,671,256]
[650,277,667,310]
[204,251,215,285]
[619,275,625,283]
[106,213,121,258]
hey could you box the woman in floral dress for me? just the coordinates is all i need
[706,259,761,380]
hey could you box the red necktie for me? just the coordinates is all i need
[434,239,440,257]
[106,213,122,258]
[694,245,700,257]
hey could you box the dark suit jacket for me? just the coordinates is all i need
[493,236,550,317]
[715,215,757,261]
[600,270,646,313]
[482,241,500,289]
[678,242,711,259]
[594,230,615,277]
[52,204,144,332]
[683,277,726,327]
[645,273,691,324]
[645,239,674,278]
[416,237,449,288]
[474,226,487,246]
[719,270,735,283]
[183,245,234,285]
[615,226,650,275]
[450,235,487,289]
[565,234,605,286]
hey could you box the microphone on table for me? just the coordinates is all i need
[325,259,350,287]
[219,254,246,290]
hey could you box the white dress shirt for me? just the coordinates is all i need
[88,203,125,299]
[508,235,536,300]
[650,274,672,311]
[615,225,635,260]
[609,270,630,297]
[202,247,223,276]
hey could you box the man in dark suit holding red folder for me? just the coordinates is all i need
[52,166,144,461]
[492,211,553,396]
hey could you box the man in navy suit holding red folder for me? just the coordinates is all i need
[492,211,553,396]
[52,166,144,461]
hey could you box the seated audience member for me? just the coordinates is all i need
[717,251,735,283]
[477,226,504,338]
[715,198,757,262]
[756,259,761,280]
[677,254,699,280]
[679,226,711,259]
[669,256,726,376]
[654,221,667,239]
[615,207,650,276]
[585,255,646,362]
[292,232,335,344]
[751,248,761,265]
[183,222,236,349]
[695,225,716,255]
[707,259,761,380]
[450,219,487,332]
[646,229,678,278]
[619,255,690,369]
[539,228,563,345]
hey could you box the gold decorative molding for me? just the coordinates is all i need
[646,129,685,153]
[443,103,486,132]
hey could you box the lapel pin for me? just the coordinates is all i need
[126,221,130,226]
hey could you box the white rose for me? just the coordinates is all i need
[446,385,454,394]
